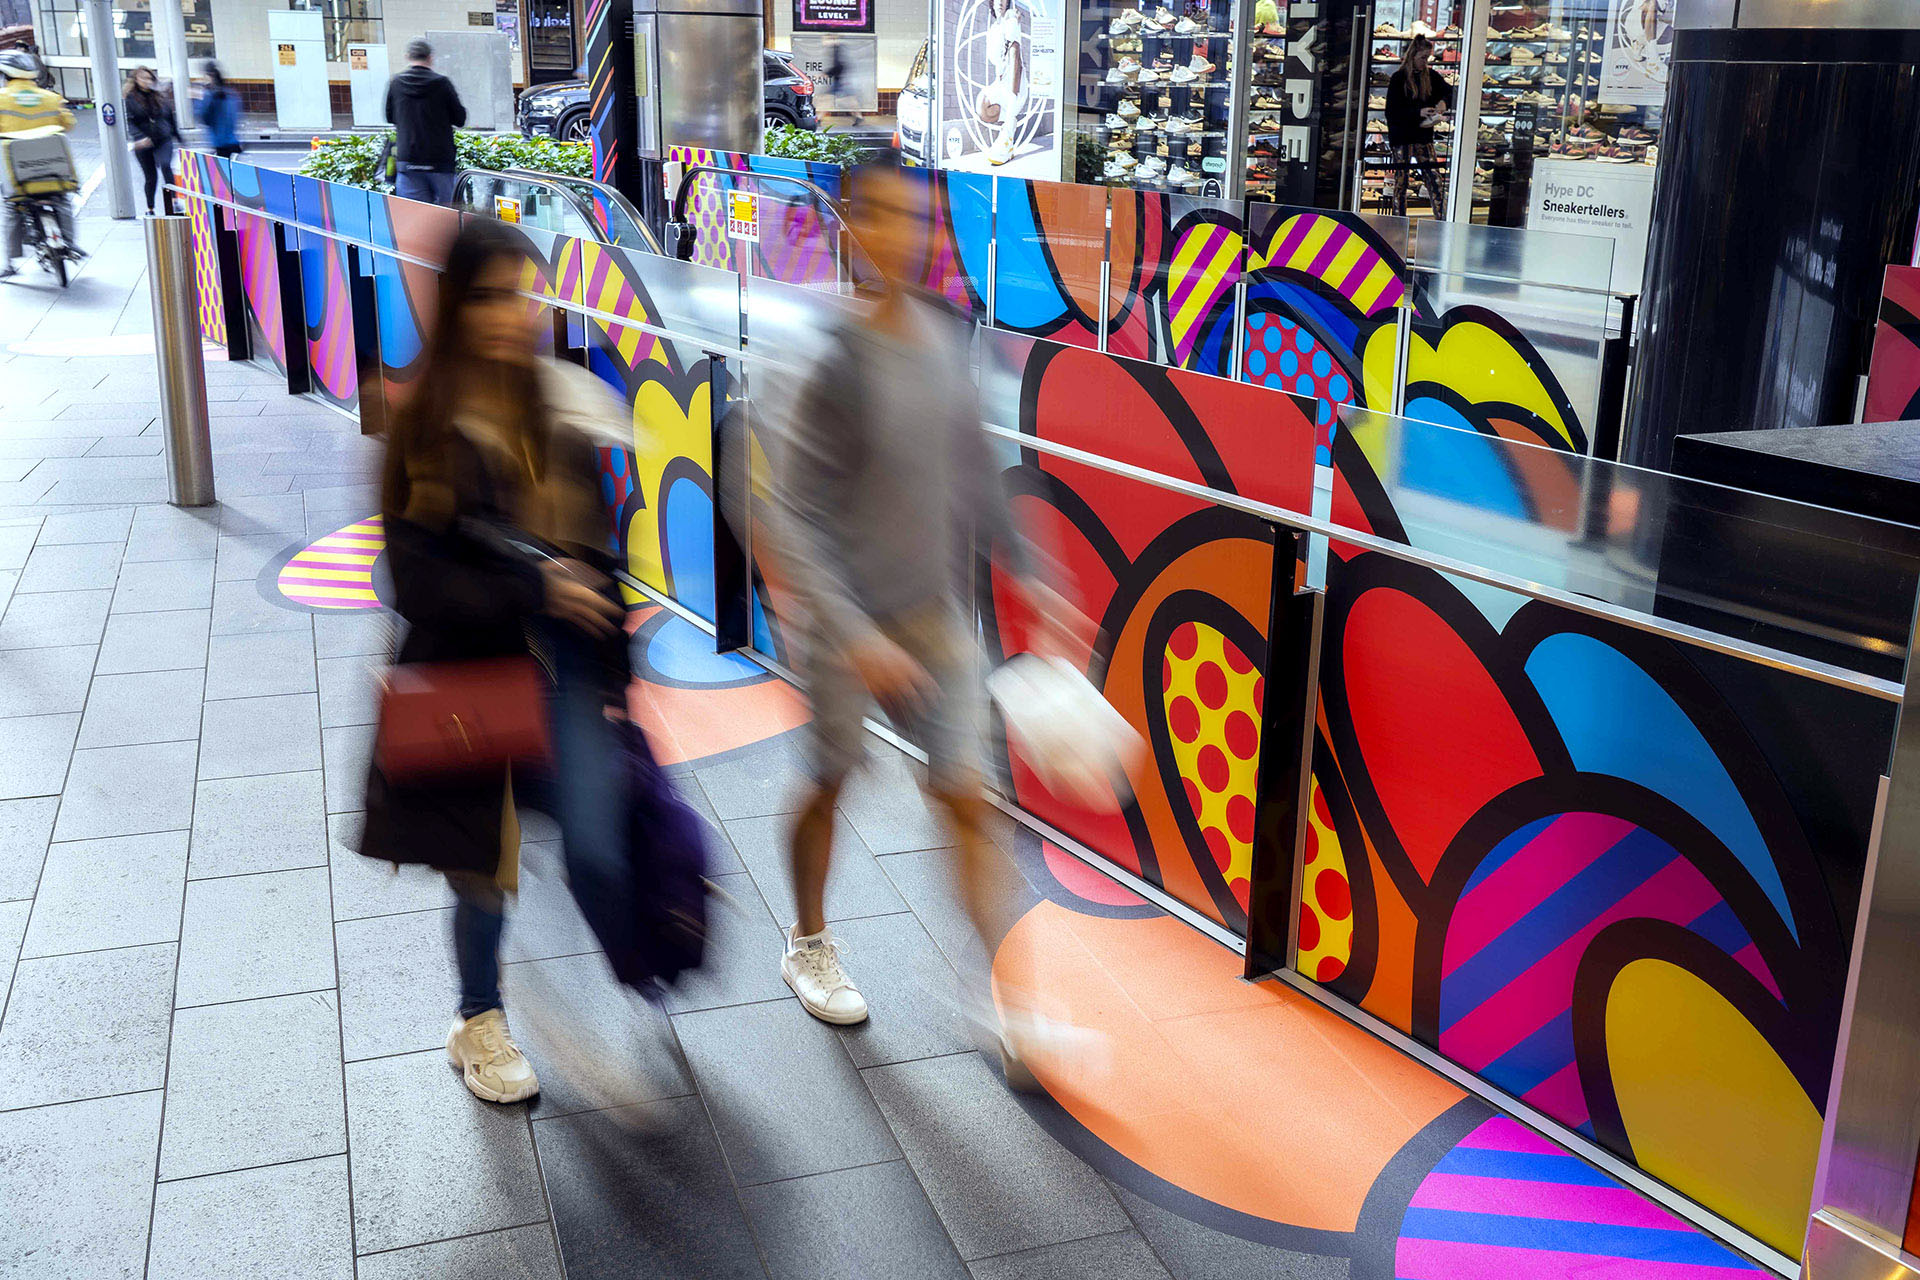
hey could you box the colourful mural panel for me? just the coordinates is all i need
[180,151,228,347]
[1864,264,1920,423]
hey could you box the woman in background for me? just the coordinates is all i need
[124,67,180,215]
[1384,33,1451,216]
[194,61,242,159]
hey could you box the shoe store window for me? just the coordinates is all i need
[1351,2,1464,217]
[1078,0,1237,194]
[1462,1,1662,291]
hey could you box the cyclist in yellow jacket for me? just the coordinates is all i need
[1,50,81,280]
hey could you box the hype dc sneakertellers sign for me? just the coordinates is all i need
[795,0,873,33]
[1528,157,1653,294]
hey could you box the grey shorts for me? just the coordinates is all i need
[805,602,981,793]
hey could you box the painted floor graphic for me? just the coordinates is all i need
[256,521,1772,1279]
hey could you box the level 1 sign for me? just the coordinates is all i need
[727,192,759,241]
[1527,157,1654,295]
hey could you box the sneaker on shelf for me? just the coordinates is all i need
[1250,137,1279,158]
[782,925,869,1024]
[1117,55,1142,76]
[1543,72,1567,87]
[1162,113,1194,134]
[1114,35,1143,51]
[1137,155,1167,175]
[1137,66,1160,84]
[1167,163,1197,188]
[1366,118,1388,134]
[1258,19,1283,35]
[1254,41,1282,60]
[1577,24,1593,38]
[1151,5,1176,27]
[1104,111,1131,129]
[1409,19,1433,37]
[1442,23,1461,38]
[447,1008,540,1103]
[1251,91,1286,110]
[1135,113,1159,132]
[1118,98,1142,119]
[1111,151,1139,170]
[1114,8,1145,31]
[1187,52,1215,73]
[1367,93,1386,108]
[1548,23,1572,38]
[1104,66,1129,85]
[1172,15,1201,35]
[1435,120,1453,134]
[1547,50,1567,64]
[1168,63,1196,83]
[1373,43,1396,58]
[1106,131,1134,150]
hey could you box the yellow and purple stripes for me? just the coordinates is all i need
[558,239,665,371]
[1167,222,1243,366]
[1251,214,1404,316]
[277,516,384,610]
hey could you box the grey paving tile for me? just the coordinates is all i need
[356,1224,563,1280]
[820,911,971,1069]
[336,907,459,1060]
[313,608,394,659]
[744,1159,970,1280]
[0,712,79,800]
[21,831,187,958]
[500,842,601,964]
[0,943,175,1110]
[159,992,347,1181]
[84,436,164,457]
[53,740,198,841]
[189,771,329,879]
[204,628,317,700]
[878,847,991,982]
[661,870,797,1016]
[220,492,310,537]
[672,997,901,1185]
[328,812,455,919]
[34,508,134,546]
[322,722,375,812]
[122,510,219,564]
[301,481,380,515]
[0,644,95,717]
[967,1231,1174,1280]
[198,693,322,779]
[175,867,336,1007]
[316,651,380,727]
[75,668,206,747]
[676,776,744,874]
[725,811,905,927]
[505,951,696,1119]
[0,794,57,899]
[0,523,36,568]
[43,476,170,506]
[1110,1186,1349,1280]
[840,752,954,854]
[210,577,311,635]
[15,540,122,593]
[215,531,295,582]
[0,587,112,650]
[693,733,811,820]
[112,558,213,613]
[535,1095,765,1280]
[0,1091,163,1280]
[147,1155,355,1280]
[0,899,27,1010]
[345,1049,548,1254]
[96,607,210,673]
[864,1052,1128,1260]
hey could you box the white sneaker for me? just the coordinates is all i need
[1167,163,1196,187]
[1116,55,1142,77]
[1118,98,1141,119]
[1104,112,1131,129]
[1152,6,1176,26]
[1111,152,1139,170]
[1134,114,1158,132]
[782,926,869,1025]
[446,1008,540,1103]
[1173,15,1201,35]
[1104,66,1129,85]
[1187,53,1214,74]
[1137,67,1160,84]
[987,136,1015,166]
[1168,64,1196,84]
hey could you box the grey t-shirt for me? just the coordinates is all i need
[778,295,1026,652]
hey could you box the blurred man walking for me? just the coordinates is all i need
[385,39,466,205]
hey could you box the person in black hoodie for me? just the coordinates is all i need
[124,67,180,216]
[385,39,467,205]
[1384,33,1450,217]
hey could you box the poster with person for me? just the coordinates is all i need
[1600,0,1673,107]
[936,0,1062,179]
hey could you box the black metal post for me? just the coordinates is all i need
[347,245,384,435]
[273,222,311,396]
[213,208,251,363]
[709,353,753,653]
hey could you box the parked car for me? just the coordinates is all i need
[517,50,818,142]
[895,41,931,165]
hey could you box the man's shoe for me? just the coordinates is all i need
[782,925,868,1025]
[0,262,16,280]
[446,1008,540,1103]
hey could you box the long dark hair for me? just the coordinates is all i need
[203,61,228,91]
[381,219,545,528]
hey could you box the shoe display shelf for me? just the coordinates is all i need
[1084,0,1237,192]
[1356,17,1460,216]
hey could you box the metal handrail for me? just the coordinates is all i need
[665,162,878,286]
[454,165,662,255]
[163,178,1909,703]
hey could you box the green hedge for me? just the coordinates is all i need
[762,124,869,167]
[298,130,592,191]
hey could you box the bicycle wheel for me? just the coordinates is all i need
[39,209,67,288]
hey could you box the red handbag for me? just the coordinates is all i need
[374,656,552,783]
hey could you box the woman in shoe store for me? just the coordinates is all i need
[1384,33,1451,216]
[123,67,181,217]
[357,219,635,1106]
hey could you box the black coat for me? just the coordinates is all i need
[125,86,179,148]
[357,405,622,880]
[1385,67,1451,146]
[384,65,467,171]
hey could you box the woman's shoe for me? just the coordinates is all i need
[447,1008,540,1103]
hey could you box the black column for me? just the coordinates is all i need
[1623,16,1920,471]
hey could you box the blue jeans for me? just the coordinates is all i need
[449,618,631,1020]
[396,168,456,206]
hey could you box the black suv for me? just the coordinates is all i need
[517,50,818,142]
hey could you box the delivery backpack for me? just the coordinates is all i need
[567,718,712,996]
[0,131,79,198]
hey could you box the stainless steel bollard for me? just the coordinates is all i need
[145,216,216,506]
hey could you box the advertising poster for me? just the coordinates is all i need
[791,34,881,113]
[936,0,1062,179]
[1600,0,1672,106]
[794,0,875,33]
[1527,157,1654,294]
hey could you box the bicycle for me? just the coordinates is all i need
[1,129,80,288]
[6,191,75,287]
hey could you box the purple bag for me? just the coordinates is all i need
[592,720,712,995]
